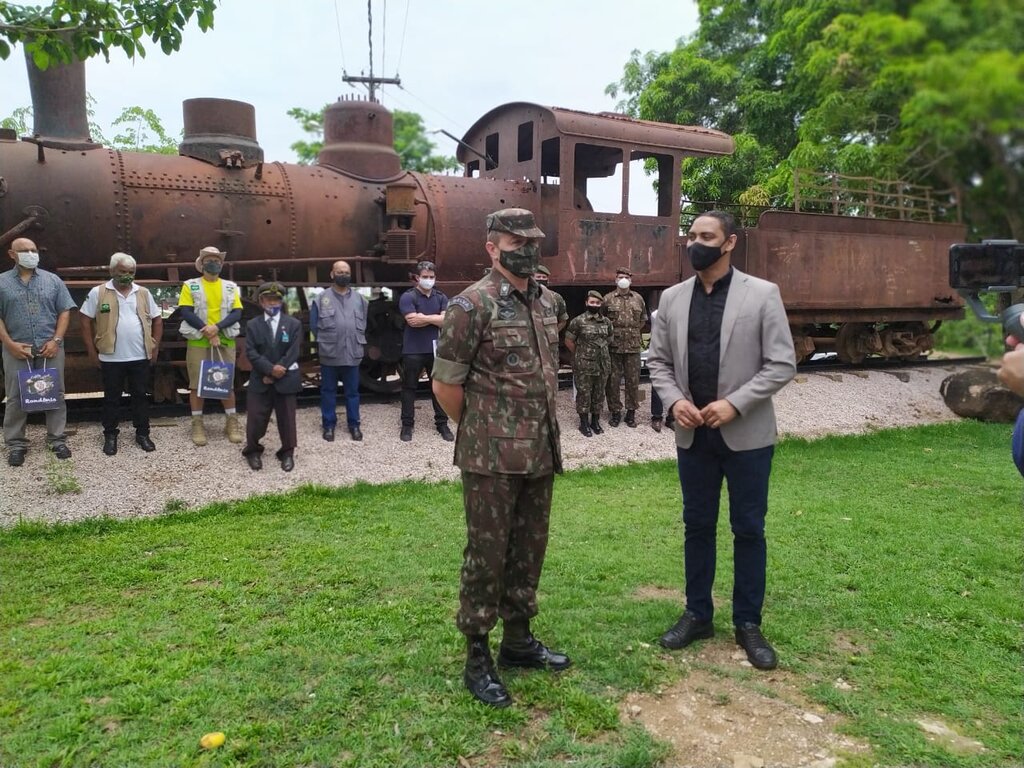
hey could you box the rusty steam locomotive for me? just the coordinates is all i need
[0,57,965,398]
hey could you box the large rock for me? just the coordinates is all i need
[940,367,1024,422]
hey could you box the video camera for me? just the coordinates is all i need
[949,239,1024,338]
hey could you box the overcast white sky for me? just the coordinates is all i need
[1,0,698,163]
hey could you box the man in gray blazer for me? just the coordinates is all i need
[648,210,796,670]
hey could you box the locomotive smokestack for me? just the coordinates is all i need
[179,98,264,167]
[317,96,402,180]
[23,38,101,149]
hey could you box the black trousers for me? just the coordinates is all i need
[243,388,297,458]
[400,353,448,428]
[101,359,151,437]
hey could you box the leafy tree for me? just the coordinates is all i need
[608,0,1024,239]
[0,0,216,69]
[3,100,179,153]
[288,105,460,173]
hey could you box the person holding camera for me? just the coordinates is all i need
[0,238,77,466]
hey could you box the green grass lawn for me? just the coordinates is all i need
[1,422,1021,767]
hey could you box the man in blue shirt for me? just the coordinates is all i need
[0,238,77,466]
[398,261,454,442]
[997,320,1024,477]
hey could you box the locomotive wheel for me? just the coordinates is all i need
[359,359,403,394]
[835,323,869,364]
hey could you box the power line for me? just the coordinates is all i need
[382,0,387,74]
[395,0,410,75]
[334,0,348,73]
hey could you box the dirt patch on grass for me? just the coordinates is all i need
[633,585,685,602]
[622,643,871,768]
[916,718,986,756]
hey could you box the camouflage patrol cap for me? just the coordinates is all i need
[586,290,604,302]
[534,264,551,277]
[486,208,546,239]
[615,266,632,277]
[257,281,286,298]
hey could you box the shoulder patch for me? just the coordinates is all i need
[450,296,474,312]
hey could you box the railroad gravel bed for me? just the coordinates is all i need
[0,366,964,527]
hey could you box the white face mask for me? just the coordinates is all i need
[16,251,40,270]
[419,277,435,290]
[616,277,630,290]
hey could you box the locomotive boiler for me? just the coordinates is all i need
[0,56,965,399]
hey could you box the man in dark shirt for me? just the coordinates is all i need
[648,211,796,670]
[398,261,454,442]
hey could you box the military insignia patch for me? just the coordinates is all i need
[506,352,520,366]
[451,296,474,312]
[499,281,511,298]
[497,306,517,320]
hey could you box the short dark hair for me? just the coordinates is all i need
[416,260,436,275]
[697,210,737,239]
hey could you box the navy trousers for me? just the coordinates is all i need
[320,363,360,429]
[676,426,775,626]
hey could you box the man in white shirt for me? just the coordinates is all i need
[80,252,163,455]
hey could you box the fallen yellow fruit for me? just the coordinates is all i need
[200,731,226,750]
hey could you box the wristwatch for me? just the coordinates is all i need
[52,336,63,347]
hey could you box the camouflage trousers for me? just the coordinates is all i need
[606,351,641,412]
[456,471,554,637]
[574,371,607,415]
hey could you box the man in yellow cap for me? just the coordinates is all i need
[176,246,244,446]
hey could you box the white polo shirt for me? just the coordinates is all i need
[80,281,160,362]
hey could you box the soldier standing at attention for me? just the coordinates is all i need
[564,291,613,437]
[433,208,571,709]
[532,265,568,332]
[603,267,647,428]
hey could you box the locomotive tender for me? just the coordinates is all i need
[0,57,965,397]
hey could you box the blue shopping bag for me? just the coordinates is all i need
[197,350,235,400]
[18,360,61,412]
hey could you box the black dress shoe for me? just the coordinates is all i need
[498,636,572,671]
[246,453,263,471]
[103,435,118,456]
[349,426,363,441]
[280,454,294,472]
[135,434,156,452]
[735,623,778,670]
[438,424,455,442]
[651,417,663,433]
[578,414,592,437]
[624,409,637,428]
[52,444,72,460]
[464,636,512,708]
[659,611,714,650]
[322,427,335,442]
[609,412,621,427]
[7,449,26,467]
[400,426,413,442]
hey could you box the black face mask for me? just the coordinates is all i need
[586,306,602,315]
[333,274,351,287]
[688,241,725,272]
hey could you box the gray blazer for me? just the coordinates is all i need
[648,268,797,451]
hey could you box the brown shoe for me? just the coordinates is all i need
[225,414,243,444]
[190,416,208,447]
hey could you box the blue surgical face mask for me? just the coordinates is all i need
[266,305,282,316]
[16,251,40,270]
[419,277,436,291]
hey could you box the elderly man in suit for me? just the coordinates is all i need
[647,210,796,670]
[242,282,302,472]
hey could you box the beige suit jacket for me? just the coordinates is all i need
[648,268,797,451]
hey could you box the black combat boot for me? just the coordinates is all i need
[578,413,592,437]
[590,414,603,434]
[498,619,572,672]
[624,409,637,428]
[609,412,621,427]
[464,635,512,708]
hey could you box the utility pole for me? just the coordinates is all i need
[342,0,400,102]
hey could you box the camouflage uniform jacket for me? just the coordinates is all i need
[433,271,563,477]
[550,289,568,327]
[602,289,648,352]
[565,312,612,375]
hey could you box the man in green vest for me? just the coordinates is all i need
[80,253,163,455]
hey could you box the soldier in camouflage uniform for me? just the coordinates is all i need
[533,264,568,332]
[565,290,612,437]
[603,267,648,428]
[432,208,571,709]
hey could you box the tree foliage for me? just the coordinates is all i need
[608,0,1024,239]
[288,105,460,173]
[3,99,178,153]
[0,0,217,69]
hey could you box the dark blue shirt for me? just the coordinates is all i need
[398,287,448,355]
[1013,409,1024,477]
[687,268,733,408]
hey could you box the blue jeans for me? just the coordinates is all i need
[320,364,360,429]
[676,427,774,626]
